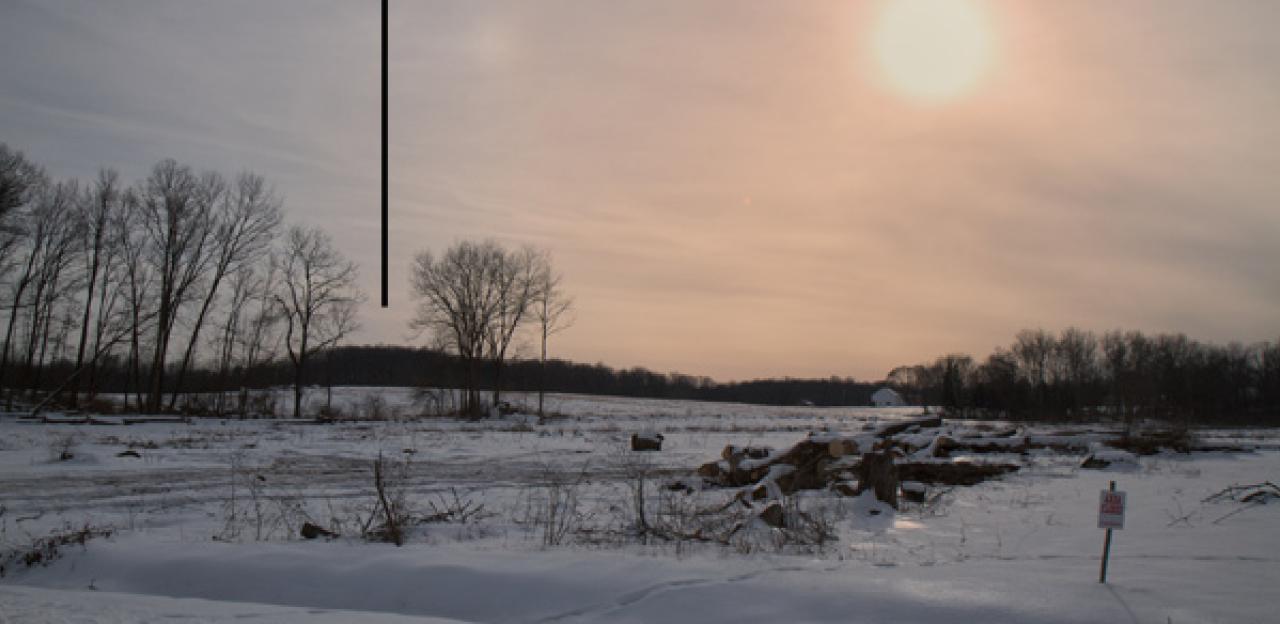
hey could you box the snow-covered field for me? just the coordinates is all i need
[1,388,1277,623]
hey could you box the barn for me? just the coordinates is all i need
[871,387,905,407]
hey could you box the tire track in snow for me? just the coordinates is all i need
[534,565,816,623]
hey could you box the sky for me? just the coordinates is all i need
[2,0,1278,382]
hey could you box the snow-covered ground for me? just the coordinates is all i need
[1,388,1277,623]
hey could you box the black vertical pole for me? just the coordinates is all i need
[1099,480,1115,583]
[380,0,389,308]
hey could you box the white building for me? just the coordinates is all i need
[871,387,905,407]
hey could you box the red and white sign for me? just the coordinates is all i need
[1098,490,1126,530]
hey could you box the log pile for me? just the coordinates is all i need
[689,414,1022,510]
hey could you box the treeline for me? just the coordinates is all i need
[889,328,1280,424]
[40,345,877,409]
[325,342,880,406]
[0,143,363,417]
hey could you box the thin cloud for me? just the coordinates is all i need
[2,0,1277,380]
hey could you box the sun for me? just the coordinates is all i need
[871,0,994,102]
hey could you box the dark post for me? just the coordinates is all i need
[380,0,389,308]
[1099,480,1116,583]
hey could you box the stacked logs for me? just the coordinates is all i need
[691,415,1021,512]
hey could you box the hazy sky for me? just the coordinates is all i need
[3,0,1278,381]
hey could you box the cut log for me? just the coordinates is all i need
[858,451,899,509]
[897,461,1019,485]
[828,439,859,458]
[900,480,927,503]
[1080,455,1111,469]
[722,445,771,461]
[876,415,943,438]
[697,460,725,479]
[759,502,786,528]
[300,522,337,540]
[1105,430,1191,455]
[631,432,664,451]
[934,436,1028,457]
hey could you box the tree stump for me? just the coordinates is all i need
[858,451,899,509]
[631,432,664,451]
[301,522,337,540]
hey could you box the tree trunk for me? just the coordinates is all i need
[70,243,102,408]
[465,355,480,418]
[291,328,308,419]
[293,353,305,419]
[491,357,503,416]
[538,326,547,418]
[0,296,25,409]
[167,277,224,411]
[293,371,303,419]
[147,296,173,413]
[31,285,58,395]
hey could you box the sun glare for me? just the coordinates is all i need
[872,0,993,102]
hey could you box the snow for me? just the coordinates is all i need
[0,585,462,623]
[6,533,1274,623]
[1087,446,1141,468]
[1,388,1277,622]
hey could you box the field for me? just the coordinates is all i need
[1,388,1278,623]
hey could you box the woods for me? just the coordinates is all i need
[0,143,362,416]
[889,327,1280,424]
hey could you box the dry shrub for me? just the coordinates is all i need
[366,452,413,545]
[0,524,113,577]
[216,453,309,542]
[359,394,395,421]
[528,462,592,547]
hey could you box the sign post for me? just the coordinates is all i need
[1098,480,1125,583]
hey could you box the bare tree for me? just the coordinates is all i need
[1012,328,1054,413]
[0,149,45,398]
[167,172,282,410]
[69,170,122,407]
[1,178,79,402]
[410,241,502,417]
[275,225,363,419]
[113,190,157,411]
[210,267,256,414]
[211,261,283,415]
[22,190,83,393]
[1055,327,1099,416]
[409,240,556,418]
[532,254,573,419]
[136,160,221,413]
[936,353,974,411]
[238,258,283,374]
[485,245,543,411]
[82,242,127,402]
[0,144,44,277]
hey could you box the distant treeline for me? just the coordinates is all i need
[16,329,1280,426]
[51,345,879,409]
[888,328,1280,425]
